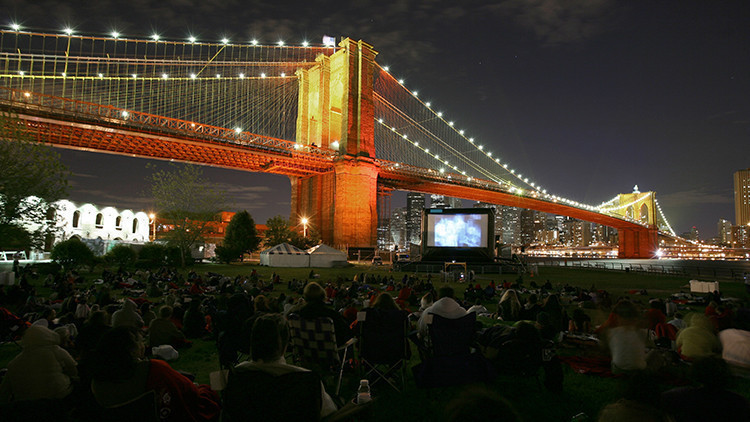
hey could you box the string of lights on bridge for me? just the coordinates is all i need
[4,24,678,234]
[374,62,683,233]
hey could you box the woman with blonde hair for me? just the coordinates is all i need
[498,289,522,321]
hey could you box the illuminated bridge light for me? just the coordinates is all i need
[251,39,258,45]
[398,79,404,84]
[98,73,104,78]
[151,34,160,41]
[18,71,24,76]
[162,73,168,79]
[302,41,309,47]
[277,40,284,46]
[63,28,74,35]
[378,118,383,123]
[190,73,197,79]
[459,130,465,135]
[383,66,390,72]
[238,73,244,79]
[188,36,196,43]
[425,102,431,107]
[11,23,21,31]
[448,121,454,126]
[221,38,229,44]
[111,31,120,39]
[437,112,443,117]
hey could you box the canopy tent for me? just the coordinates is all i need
[259,243,309,267]
[307,244,348,268]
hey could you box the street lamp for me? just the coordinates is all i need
[301,217,309,238]
[149,213,156,241]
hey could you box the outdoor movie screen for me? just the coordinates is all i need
[425,213,489,248]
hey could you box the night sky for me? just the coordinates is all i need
[2,1,748,238]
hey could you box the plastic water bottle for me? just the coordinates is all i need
[356,379,371,404]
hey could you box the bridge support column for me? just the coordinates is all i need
[618,226,658,258]
[291,157,378,249]
[292,38,380,250]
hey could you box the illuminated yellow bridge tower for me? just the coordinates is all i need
[607,186,659,258]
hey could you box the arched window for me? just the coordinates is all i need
[95,213,104,228]
[46,207,56,221]
[132,219,139,234]
[640,204,649,223]
[72,210,81,228]
[115,216,122,230]
[626,205,634,219]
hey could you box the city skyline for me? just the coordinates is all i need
[2,1,748,238]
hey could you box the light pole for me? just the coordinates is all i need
[301,217,309,238]
[149,213,156,241]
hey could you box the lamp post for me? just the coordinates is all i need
[301,217,309,238]
[149,213,156,241]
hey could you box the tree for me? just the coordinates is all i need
[0,111,69,250]
[289,227,321,250]
[51,237,95,270]
[264,215,320,250]
[148,164,226,267]
[105,244,137,268]
[264,215,293,247]
[215,211,260,263]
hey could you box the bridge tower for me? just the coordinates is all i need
[612,188,659,258]
[290,39,379,249]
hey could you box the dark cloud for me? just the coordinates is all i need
[491,0,621,45]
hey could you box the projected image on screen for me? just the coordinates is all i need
[431,214,486,247]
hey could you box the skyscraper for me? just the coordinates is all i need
[735,168,750,226]
[406,192,425,245]
[389,208,406,251]
[717,218,733,245]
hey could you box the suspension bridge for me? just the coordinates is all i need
[0,29,680,258]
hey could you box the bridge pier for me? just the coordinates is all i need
[292,38,379,249]
[617,226,658,259]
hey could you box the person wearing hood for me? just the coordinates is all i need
[0,325,78,403]
[111,298,144,330]
[418,286,468,336]
[676,313,721,361]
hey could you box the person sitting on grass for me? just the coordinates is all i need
[675,313,721,361]
[0,324,78,404]
[148,305,190,349]
[497,289,522,321]
[91,326,220,421]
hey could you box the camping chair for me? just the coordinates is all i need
[412,312,495,388]
[222,368,323,422]
[287,313,357,396]
[357,308,411,392]
[101,390,159,422]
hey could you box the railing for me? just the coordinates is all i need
[532,259,748,282]
[0,87,337,163]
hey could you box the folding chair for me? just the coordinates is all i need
[412,312,495,388]
[357,308,411,392]
[287,313,357,396]
[222,368,322,422]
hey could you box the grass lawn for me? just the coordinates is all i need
[2,262,749,421]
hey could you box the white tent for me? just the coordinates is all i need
[307,244,348,268]
[259,243,309,267]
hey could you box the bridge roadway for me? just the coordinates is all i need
[1,88,657,256]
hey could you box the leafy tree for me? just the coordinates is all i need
[289,227,321,250]
[0,111,69,250]
[264,215,293,247]
[138,243,168,268]
[148,164,226,267]
[105,244,137,268]
[216,211,260,263]
[51,237,95,270]
[264,215,320,250]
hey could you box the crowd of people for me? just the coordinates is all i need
[0,263,749,421]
